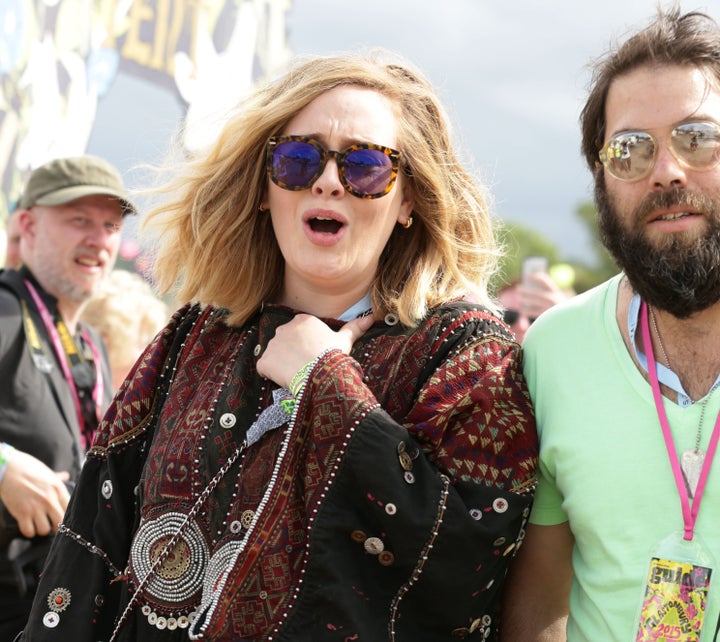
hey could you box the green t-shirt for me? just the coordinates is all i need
[524,274,720,641]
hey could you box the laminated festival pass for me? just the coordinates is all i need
[635,557,712,641]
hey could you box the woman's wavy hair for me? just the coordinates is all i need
[142,49,500,327]
[581,5,720,176]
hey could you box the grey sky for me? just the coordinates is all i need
[88,1,720,262]
[286,1,720,261]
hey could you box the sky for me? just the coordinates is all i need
[283,0,720,262]
[87,0,720,265]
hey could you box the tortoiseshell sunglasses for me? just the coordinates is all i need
[266,135,401,199]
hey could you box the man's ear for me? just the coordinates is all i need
[17,209,36,246]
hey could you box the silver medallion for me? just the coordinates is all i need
[129,511,209,604]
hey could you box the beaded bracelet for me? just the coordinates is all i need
[0,442,16,486]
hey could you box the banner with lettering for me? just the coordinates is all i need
[0,0,291,221]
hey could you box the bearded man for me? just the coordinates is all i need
[501,7,720,641]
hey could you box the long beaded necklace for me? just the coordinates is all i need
[112,385,296,640]
[649,306,717,498]
[110,308,299,640]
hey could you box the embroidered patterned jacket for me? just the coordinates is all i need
[22,300,538,641]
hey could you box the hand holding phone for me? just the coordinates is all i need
[521,256,549,290]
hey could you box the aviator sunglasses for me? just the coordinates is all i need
[599,121,720,182]
[266,135,401,199]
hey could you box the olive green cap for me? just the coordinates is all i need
[18,155,137,215]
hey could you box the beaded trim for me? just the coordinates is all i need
[56,524,123,578]
[112,431,246,640]
[187,396,304,639]
[201,540,244,603]
[265,350,381,642]
[55,312,207,638]
[110,312,240,641]
[186,354,342,640]
[388,473,450,641]
[290,348,337,400]
[511,475,538,496]
[89,307,208,457]
[115,357,296,638]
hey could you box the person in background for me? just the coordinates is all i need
[80,269,169,391]
[22,50,537,641]
[502,7,720,640]
[3,209,23,269]
[497,273,571,343]
[0,155,135,640]
[497,279,533,342]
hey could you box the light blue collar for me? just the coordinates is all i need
[628,293,720,407]
[338,293,373,322]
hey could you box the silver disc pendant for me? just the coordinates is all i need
[680,449,705,499]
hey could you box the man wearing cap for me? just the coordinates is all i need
[0,155,135,638]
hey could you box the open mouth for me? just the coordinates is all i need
[75,256,103,268]
[308,216,343,234]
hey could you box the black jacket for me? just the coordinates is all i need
[0,267,112,582]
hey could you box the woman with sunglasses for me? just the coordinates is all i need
[21,50,537,641]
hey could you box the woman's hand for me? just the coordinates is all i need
[256,313,375,388]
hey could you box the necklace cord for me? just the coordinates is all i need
[641,302,720,540]
[649,306,707,451]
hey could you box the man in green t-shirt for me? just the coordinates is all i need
[502,7,720,641]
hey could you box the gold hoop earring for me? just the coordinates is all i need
[402,216,413,229]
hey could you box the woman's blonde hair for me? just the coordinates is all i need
[143,49,501,327]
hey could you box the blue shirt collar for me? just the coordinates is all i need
[628,292,720,407]
[338,292,373,322]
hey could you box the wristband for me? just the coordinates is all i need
[289,349,335,399]
[0,442,16,486]
[289,360,316,398]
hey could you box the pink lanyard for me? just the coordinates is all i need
[640,301,720,541]
[24,280,103,444]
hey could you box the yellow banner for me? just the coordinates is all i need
[0,0,291,222]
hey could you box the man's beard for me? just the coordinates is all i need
[33,261,100,305]
[31,248,107,307]
[596,177,720,318]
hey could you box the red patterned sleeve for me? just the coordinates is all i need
[277,306,538,641]
[406,325,538,493]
